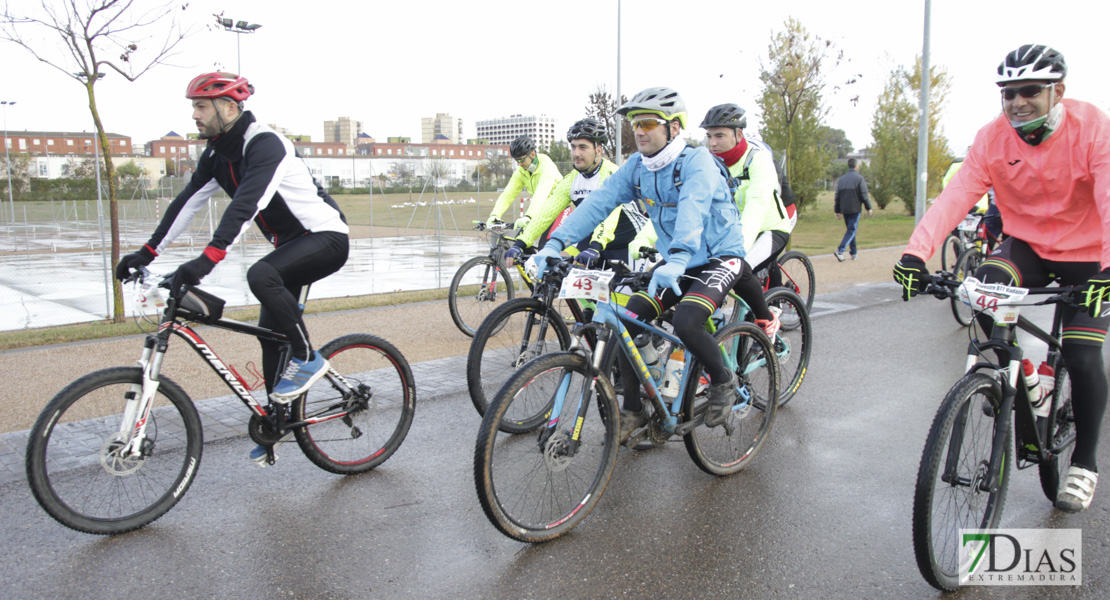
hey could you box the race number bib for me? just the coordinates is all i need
[558,268,615,303]
[957,214,982,232]
[957,277,1028,324]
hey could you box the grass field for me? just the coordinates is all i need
[0,190,915,349]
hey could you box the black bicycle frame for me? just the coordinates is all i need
[948,300,1071,493]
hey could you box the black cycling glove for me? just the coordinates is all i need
[1082,267,1110,318]
[172,254,217,291]
[115,245,157,281]
[893,254,929,301]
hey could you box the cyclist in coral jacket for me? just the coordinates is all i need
[894,45,1110,512]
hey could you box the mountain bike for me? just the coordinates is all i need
[474,259,779,543]
[26,269,416,535]
[466,249,809,422]
[447,221,522,337]
[911,274,1078,591]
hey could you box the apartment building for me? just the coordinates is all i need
[475,114,557,148]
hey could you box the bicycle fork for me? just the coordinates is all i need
[118,337,165,459]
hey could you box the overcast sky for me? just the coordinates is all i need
[4,0,1109,157]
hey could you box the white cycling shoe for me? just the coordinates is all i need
[1056,465,1098,513]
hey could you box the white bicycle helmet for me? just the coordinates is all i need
[996,44,1066,85]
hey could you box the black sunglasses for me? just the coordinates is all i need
[1001,83,1053,100]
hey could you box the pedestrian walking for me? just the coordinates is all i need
[834,158,873,261]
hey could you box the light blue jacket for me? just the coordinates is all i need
[550,146,745,267]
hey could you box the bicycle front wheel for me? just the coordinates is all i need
[765,288,812,407]
[777,250,815,312]
[293,334,416,475]
[950,246,984,327]
[1039,361,1075,503]
[448,256,516,337]
[940,233,964,272]
[683,322,779,476]
[912,372,1010,591]
[474,352,619,543]
[26,367,203,535]
[466,298,572,420]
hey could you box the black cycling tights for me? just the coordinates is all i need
[247,231,349,394]
[975,237,1108,472]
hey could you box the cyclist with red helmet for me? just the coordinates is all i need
[115,72,350,464]
[895,45,1110,512]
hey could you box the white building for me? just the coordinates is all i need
[421,113,464,145]
[475,114,557,149]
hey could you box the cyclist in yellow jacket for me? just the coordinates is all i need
[488,135,561,260]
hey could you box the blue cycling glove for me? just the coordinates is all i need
[575,243,602,268]
[531,240,564,281]
[504,240,527,265]
[648,252,691,298]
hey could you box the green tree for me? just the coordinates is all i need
[2,0,193,322]
[868,58,953,214]
[818,126,853,159]
[546,140,571,164]
[756,17,847,212]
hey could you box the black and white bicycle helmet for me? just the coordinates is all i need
[617,87,688,129]
[510,135,536,158]
[996,44,1067,85]
[566,118,608,144]
[700,104,747,130]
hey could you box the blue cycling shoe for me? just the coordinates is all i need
[271,351,329,402]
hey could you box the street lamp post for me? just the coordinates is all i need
[218,17,262,73]
[2,100,15,224]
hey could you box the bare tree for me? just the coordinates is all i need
[1,0,193,322]
[584,83,634,158]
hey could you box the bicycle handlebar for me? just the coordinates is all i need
[925,271,1083,307]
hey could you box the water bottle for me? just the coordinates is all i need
[1022,359,1048,414]
[659,348,685,399]
[1035,361,1056,418]
[635,334,662,381]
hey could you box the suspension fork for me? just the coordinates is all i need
[120,335,167,457]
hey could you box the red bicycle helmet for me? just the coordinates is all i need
[185,72,254,102]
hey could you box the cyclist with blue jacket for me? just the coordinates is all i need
[534,87,774,439]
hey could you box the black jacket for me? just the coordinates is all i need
[834,169,871,215]
[148,111,347,254]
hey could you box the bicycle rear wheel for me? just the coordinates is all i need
[912,372,1010,591]
[26,367,203,535]
[474,352,619,543]
[448,256,516,337]
[764,288,812,407]
[940,233,964,272]
[683,322,779,476]
[466,298,572,421]
[1039,362,1075,503]
[293,334,415,475]
[950,246,984,327]
[776,250,815,312]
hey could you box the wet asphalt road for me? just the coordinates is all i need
[2,286,1109,599]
